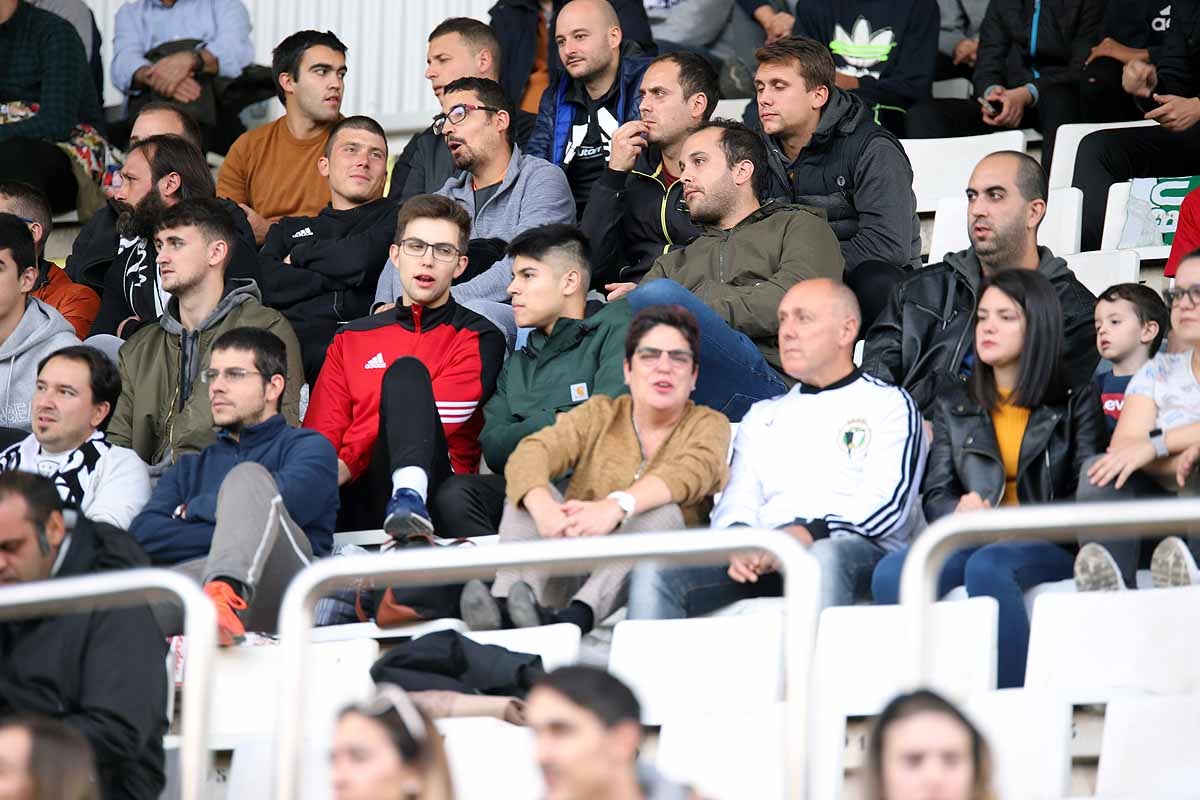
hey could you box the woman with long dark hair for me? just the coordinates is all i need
[871,268,1106,688]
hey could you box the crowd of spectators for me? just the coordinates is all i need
[2,0,1200,796]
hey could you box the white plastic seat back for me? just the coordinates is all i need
[1095,692,1200,797]
[1025,586,1200,704]
[1048,120,1157,189]
[964,689,1072,800]
[1100,181,1173,260]
[1062,250,1141,296]
[928,187,1083,263]
[464,623,581,672]
[609,613,785,725]
[656,703,787,800]
[438,717,545,800]
[808,598,998,800]
[901,131,1026,213]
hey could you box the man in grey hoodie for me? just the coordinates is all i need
[373,77,575,346]
[0,214,80,432]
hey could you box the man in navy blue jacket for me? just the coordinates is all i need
[130,327,339,645]
[524,0,652,218]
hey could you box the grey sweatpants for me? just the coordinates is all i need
[491,486,685,622]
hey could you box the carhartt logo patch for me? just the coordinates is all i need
[364,353,387,370]
[570,383,590,403]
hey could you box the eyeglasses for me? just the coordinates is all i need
[432,103,500,135]
[398,237,461,262]
[200,367,262,384]
[634,346,694,368]
[1163,285,1200,308]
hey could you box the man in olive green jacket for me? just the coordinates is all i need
[606,120,844,422]
[107,199,303,470]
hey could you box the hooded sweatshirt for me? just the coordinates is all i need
[0,297,81,430]
[107,278,304,467]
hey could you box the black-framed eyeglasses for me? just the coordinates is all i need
[200,367,262,384]
[432,103,501,135]
[634,346,694,368]
[1164,284,1200,307]
[398,237,461,262]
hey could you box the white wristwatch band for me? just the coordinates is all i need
[607,491,636,523]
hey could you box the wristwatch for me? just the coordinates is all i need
[1150,427,1169,459]
[607,491,636,524]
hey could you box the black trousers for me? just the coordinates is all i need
[432,473,508,538]
[905,83,1083,176]
[1079,58,1146,124]
[0,137,78,215]
[1073,124,1200,251]
[337,357,452,532]
[845,260,908,336]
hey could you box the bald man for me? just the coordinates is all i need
[863,151,1098,416]
[627,277,928,617]
[524,0,653,218]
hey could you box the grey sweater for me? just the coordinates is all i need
[0,298,81,430]
[938,0,989,56]
[374,144,576,307]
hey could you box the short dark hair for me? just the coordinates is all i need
[0,212,37,277]
[755,36,837,92]
[0,716,99,800]
[38,345,122,419]
[506,223,592,283]
[0,472,63,555]
[129,134,216,201]
[0,181,51,246]
[155,197,239,267]
[272,30,348,106]
[212,327,290,401]
[429,17,502,63]
[394,194,471,252]
[625,304,701,365]
[651,52,720,121]
[133,101,204,149]
[535,667,641,728]
[970,268,1066,410]
[1097,282,1170,356]
[442,76,515,145]
[990,150,1047,204]
[324,115,388,158]
[696,119,768,201]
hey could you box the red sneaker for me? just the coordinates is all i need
[204,581,248,646]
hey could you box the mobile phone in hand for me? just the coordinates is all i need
[977,96,998,115]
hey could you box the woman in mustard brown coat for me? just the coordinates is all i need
[460,304,731,633]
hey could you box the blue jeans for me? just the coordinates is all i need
[870,541,1075,688]
[627,535,888,618]
[627,279,787,421]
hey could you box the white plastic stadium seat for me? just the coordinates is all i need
[1094,693,1200,797]
[1025,585,1200,704]
[927,187,1083,263]
[438,718,545,800]
[964,689,1072,800]
[608,613,785,725]
[655,703,787,800]
[901,131,1026,213]
[1100,181,1172,260]
[464,623,581,672]
[1063,250,1141,297]
[1047,120,1157,190]
[712,98,750,121]
[808,598,998,800]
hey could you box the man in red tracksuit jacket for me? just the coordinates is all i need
[305,194,506,535]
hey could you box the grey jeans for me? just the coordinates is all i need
[161,462,314,634]
[491,486,685,622]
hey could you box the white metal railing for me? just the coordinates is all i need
[274,529,820,800]
[0,568,217,800]
[898,497,1200,688]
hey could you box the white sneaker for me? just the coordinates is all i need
[1074,543,1126,592]
[1150,536,1200,588]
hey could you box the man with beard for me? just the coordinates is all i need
[524,0,653,218]
[130,327,337,645]
[218,30,348,244]
[605,120,843,422]
[259,115,396,384]
[107,198,303,469]
[88,134,260,339]
[578,51,714,285]
[373,77,574,345]
[863,151,1098,417]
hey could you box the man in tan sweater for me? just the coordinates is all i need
[216,30,346,244]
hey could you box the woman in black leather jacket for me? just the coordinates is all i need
[872,268,1106,688]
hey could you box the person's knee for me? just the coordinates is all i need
[962,546,1016,593]
[218,461,277,500]
[628,503,684,532]
[1075,455,1107,502]
[629,278,687,308]
[382,356,432,388]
